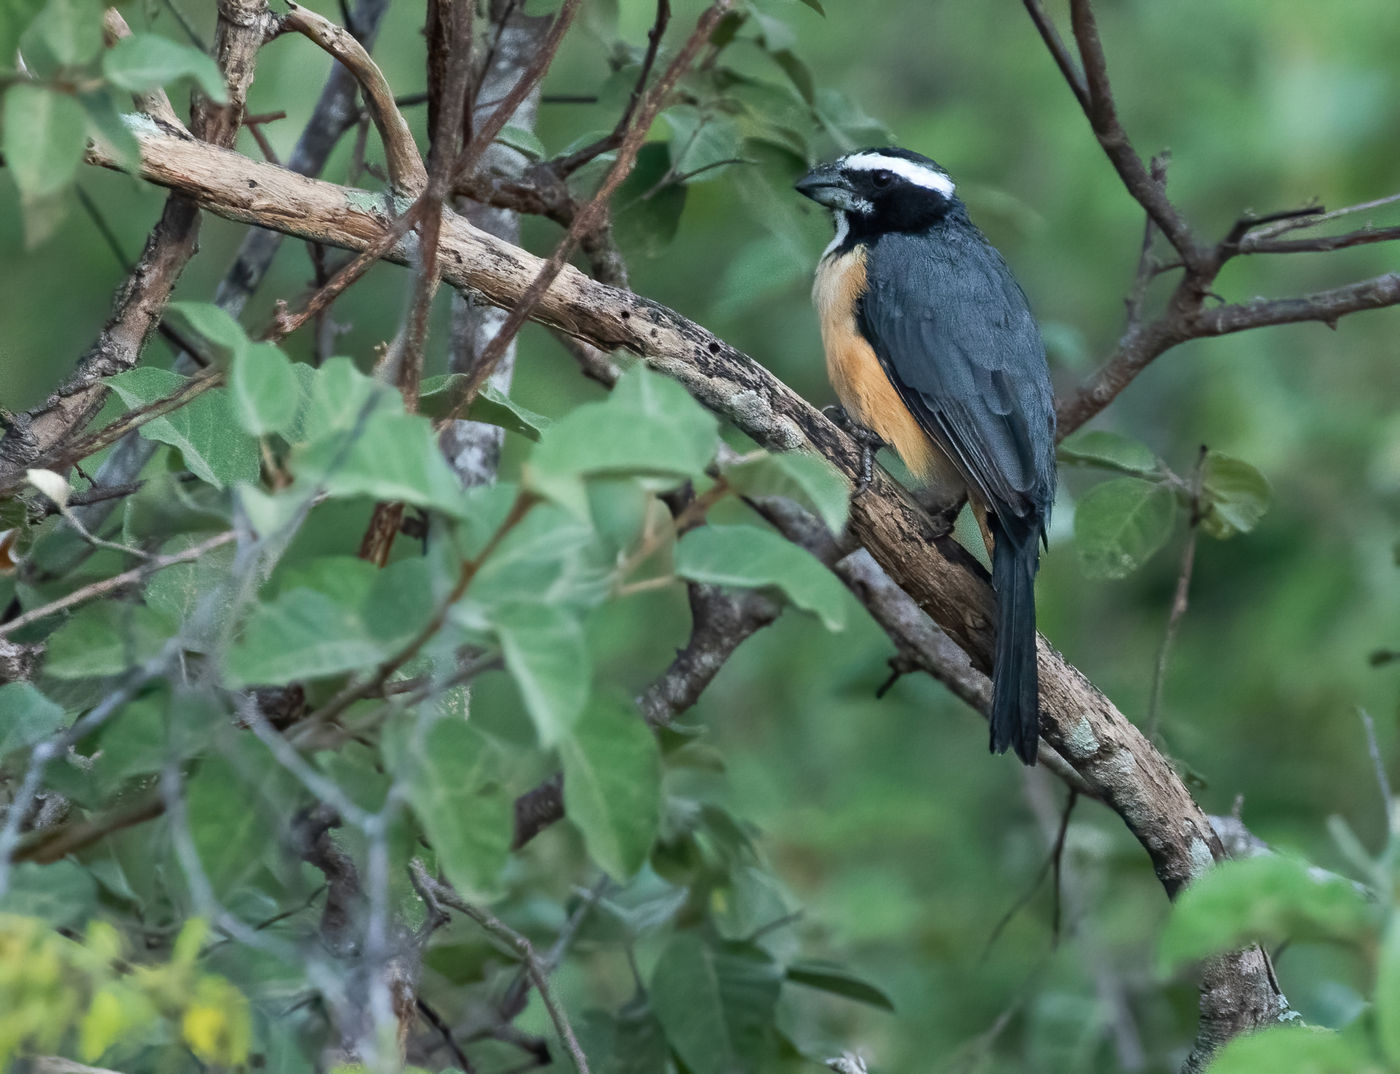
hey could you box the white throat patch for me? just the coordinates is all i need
[822,211,850,260]
[844,152,955,198]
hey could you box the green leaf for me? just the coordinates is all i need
[615,142,687,257]
[712,237,808,321]
[496,123,545,159]
[528,365,718,490]
[0,682,66,756]
[771,50,815,106]
[0,0,47,72]
[230,342,300,436]
[465,502,613,614]
[43,602,172,679]
[1200,452,1272,539]
[2,83,88,200]
[21,0,103,69]
[650,934,782,1074]
[1073,477,1175,579]
[1207,1024,1383,1074]
[795,0,825,14]
[1058,429,1159,476]
[610,996,671,1074]
[1158,855,1376,974]
[493,603,590,745]
[78,89,141,172]
[294,409,468,516]
[722,450,849,534]
[665,106,744,181]
[384,717,513,899]
[0,861,97,927]
[559,697,662,879]
[419,375,551,441]
[91,694,167,793]
[165,301,251,365]
[815,88,890,150]
[104,368,260,488]
[675,524,846,630]
[224,588,386,687]
[185,753,292,898]
[1375,916,1400,1065]
[713,864,790,942]
[102,32,228,103]
[291,356,398,444]
[786,960,895,1011]
[145,534,237,622]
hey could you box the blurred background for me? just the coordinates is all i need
[3,0,1398,1069]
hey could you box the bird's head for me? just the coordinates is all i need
[795,148,957,239]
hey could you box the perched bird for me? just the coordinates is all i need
[795,148,1056,764]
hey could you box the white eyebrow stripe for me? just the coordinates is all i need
[844,153,956,197]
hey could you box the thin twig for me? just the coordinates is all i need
[1049,789,1079,945]
[441,0,731,423]
[417,997,477,1073]
[263,201,427,341]
[1147,445,1207,740]
[410,863,592,1074]
[1243,191,1400,243]
[452,0,585,182]
[281,1,428,195]
[1065,0,1203,267]
[0,531,235,639]
[296,490,537,731]
[1123,153,1168,328]
[1357,709,1394,822]
[982,788,1078,956]
[553,0,672,175]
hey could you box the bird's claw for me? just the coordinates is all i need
[823,405,885,494]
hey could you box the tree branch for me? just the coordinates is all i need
[280,0,427,195]
[72,106,1305,1048]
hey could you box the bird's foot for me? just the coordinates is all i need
[823,405,885,494]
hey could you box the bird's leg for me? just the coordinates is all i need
[823,405,886,494]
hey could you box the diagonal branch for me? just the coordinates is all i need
[280,0,428,195]
[0,1,269,483]
[1027,0,1203,268]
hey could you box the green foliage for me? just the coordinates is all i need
[559,696,663,879]
[786,959,897,1011]
[1058,429,1161,477]
[721,449,851,534]
[0,683,65,757]
[0,915,251,1069]
[105,368,260,488]
[1199,451,1273,539]
[2,1,227,240]
[675,524,847,629]
[1158,855,1377,973]
[2,0,1397,1071]
[495,601,592,744]
[650,932,784,1074]
[1073,476,1177,579]
[386,717,513,900]
[1,84,87,202]
[101,33,227,103]
[1207,1024,1385,1074]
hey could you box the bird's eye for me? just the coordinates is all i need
[871,170,893,188]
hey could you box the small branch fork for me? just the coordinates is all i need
[4,2,1396,1066]
[1022,0,1400,440]
[409,862,592,1074]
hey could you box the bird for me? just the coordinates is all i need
[795,147,1056,764]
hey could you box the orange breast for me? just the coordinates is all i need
[812,246,956,488]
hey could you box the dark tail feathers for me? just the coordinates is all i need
[989,524,1040,764]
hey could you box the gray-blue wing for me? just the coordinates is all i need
[857,227,1056,540]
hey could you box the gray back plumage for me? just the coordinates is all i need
[856,211,1056,545]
